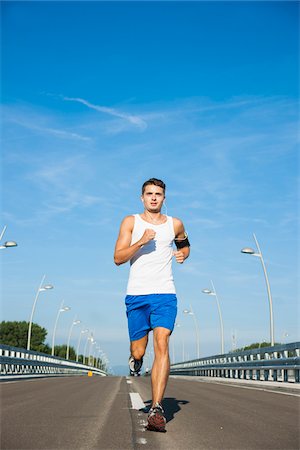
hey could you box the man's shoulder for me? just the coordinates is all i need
[121,215,136,228]
[172,217,184,235]
[172,217,183,226]
[123,214,136,219]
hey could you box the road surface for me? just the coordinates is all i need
[1,375,299,449]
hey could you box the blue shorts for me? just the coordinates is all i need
[125,293,177,342]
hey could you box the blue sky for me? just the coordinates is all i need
[1,1,299,372]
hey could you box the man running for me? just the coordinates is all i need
[114,178,190,432]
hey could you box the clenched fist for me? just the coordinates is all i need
[173,250,185,264]
[140,228,156,246]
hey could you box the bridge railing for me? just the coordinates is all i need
[170,341,300,383]
[0,344,107,379]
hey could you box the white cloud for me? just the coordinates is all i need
[63,96,147,131]
[2,105,91,142]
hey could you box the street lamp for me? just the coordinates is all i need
[175,322,185,361]
[51,301,71,356]
[99,350,106,369]
[95,346,102,368]
[183,304,200,359]
[76,328,89,362]
[66,318,81,360]
[27,274,53,351]
[202,281,225,354]
[100,352,108,371]
[88,339,96,366]
[282,332,289,343]
[0,225,17,249]
[92,342,100,366]
[241,233,275,346]
[83,334,93,365]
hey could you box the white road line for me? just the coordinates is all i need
[126,380,132,384]
[129,392,146,410]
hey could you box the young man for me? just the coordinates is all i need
[114,178,190,432]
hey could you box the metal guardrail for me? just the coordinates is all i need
[0,344,107,380]
[170,342,300,383]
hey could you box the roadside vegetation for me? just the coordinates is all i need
[0,320,102,366]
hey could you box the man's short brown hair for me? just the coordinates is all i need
[142,178,166,194]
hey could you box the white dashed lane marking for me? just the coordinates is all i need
[129,392,146,410]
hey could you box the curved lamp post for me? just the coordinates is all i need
[202,281,224,354]
[27,275,53,350]
[66,318,81,360]
[89,340,96,366]
[0,225,17,249]
[282,332,289,343]
[241,233,274,346]
[92,342,99,366]
[100,352,108,371]
[76,328,89,362]
[83,334,93,365]
[101,352,109,371]
[51,301,71,356]
[86,338,96,366]
[95,346,102,368]
[99,350,106,370]
[183,304,200,359]
[175,322,185,361]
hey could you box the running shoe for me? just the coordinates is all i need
[147,402,166,432]
[128,355,143,376]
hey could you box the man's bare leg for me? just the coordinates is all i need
[130,334,148,361]
[151,327,171,405]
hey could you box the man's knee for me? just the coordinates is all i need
[130,336,148,360]
[154,329,171,354]
[131,346,145,360]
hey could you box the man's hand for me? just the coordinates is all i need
[173,250,185,264]
[140,228,156,246]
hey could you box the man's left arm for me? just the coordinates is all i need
[173,218,190,264]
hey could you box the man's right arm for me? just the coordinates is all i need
[114,216,155,266]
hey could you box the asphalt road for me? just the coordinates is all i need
[1,375,299,450]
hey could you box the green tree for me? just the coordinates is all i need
[0,321,48,351]
[234,341,281,352]
[53,344,77,360]
[39,343,52,354]
[77,354,84,364]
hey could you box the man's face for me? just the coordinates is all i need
[141,185,165,213]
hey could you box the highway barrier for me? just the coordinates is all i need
[170,341,300,383]
[0,344,107,380]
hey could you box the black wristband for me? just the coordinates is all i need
[175,237,190,249]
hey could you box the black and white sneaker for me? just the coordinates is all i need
[128,355,143,376]
[147,402,166,432]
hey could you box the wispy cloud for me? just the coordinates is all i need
[33,125,91,141]
[63,96,147,130]
[2,95,297,232]
[2,153,112,225]
[29,156,108,214]
[2,105,91,142]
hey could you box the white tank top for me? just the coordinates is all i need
[126,214,176,295]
